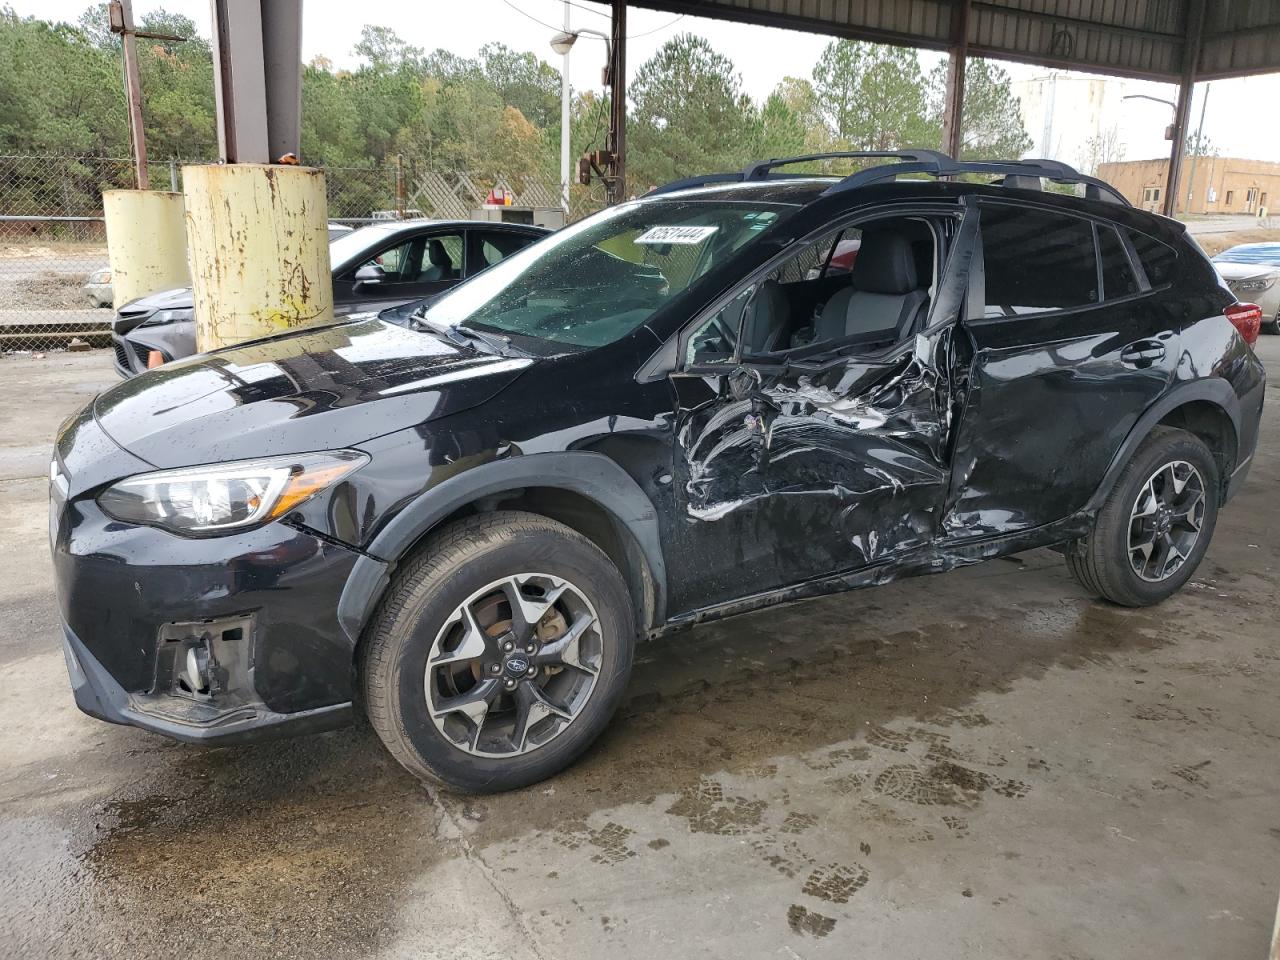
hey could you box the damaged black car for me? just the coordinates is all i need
[51,151,1265,792]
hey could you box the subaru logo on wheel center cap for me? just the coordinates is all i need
[505,656,530,676]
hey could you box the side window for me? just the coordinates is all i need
[980,205,1098,315]
[476,231,535,273]
[683,287,752,366]
[419,233,464,282]
[357,239,416,282]
[680,215,939,366]
[1098,225,1140,300]
[1126,229,1177,287]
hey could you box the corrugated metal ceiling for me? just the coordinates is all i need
[631,0,1280,81]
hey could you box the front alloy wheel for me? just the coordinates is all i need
[427,574,603,757]
[361,511,635,792]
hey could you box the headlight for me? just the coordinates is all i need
[89,269,111,284]
[97,450,368,535]
[1234,278,1276,292]
[145,308,194,326]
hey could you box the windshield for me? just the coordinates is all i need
[421,200,787,348]
[1213,244,1280,266]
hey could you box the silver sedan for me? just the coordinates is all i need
[1213,242,1280,334]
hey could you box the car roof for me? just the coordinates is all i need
[1217,241,1280,253]
[639,177,838,206]
[358,218,550,235]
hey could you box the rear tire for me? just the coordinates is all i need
[1066,426,1219,607]
[360,511,635,792]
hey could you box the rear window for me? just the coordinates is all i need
[1127,229,1178,286]
[981,205,1098,313]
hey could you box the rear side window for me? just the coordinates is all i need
[1098,225,1140,299]
[980,205,1098,314]
[1127,229,1178,286]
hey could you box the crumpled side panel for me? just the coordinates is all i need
[673,351,951,602]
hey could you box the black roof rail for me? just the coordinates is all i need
[646,150,956,197]
[647,151,1130,206]
[742,150,954,181]
[824,157,1131,206]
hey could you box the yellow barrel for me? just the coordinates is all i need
[102,190,190,310]
[182,163,333,352]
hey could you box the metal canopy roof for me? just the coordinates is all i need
[631,0,1280,82]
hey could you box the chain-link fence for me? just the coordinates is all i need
[0,154,607,353]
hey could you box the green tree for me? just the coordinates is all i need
[812,40,930,150]
[0,9,124,154]
[751,91,807,160]
[479,42,561,129]
[627,33,756,189]
[353,24,423,71]
[134,11,215,159]
[926,58,1033,160]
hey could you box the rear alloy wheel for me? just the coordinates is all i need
[1067,427,1219,606]
[1126,460,1206,583]
[360,511,635,792]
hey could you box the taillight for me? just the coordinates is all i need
[1225,302,1262,346]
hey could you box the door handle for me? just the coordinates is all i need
[1120,340,1166,367]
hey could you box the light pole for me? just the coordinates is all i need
[556,3,570,216]
[1122,93,1179,212]
[550,26,614,207]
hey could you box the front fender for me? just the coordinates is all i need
[336,451,668,643]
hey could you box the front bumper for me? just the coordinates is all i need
[60,619,352,744]
[51,405,379,743]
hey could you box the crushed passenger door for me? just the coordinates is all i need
[665,206,980,611]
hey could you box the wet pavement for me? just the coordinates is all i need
[2,345,1278,959]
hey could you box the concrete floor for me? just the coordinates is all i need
[2,342,1278,959]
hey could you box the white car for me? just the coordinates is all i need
[83,267,112,307]
[1213,242,1280,334]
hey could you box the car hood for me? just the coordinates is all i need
[93,316,533,468]
[1214,261,1279,282]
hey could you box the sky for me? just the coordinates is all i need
[9,0,1280,166]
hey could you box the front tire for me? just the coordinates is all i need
[1067,427,1219,606]
[360,511,636,792]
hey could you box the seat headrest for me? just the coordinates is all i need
[849,228,919,296]
[427,240,451,266]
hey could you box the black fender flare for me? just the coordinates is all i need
[1085,378,1241,512]
[336,452,668,644]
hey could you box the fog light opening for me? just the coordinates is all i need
[147,350,165,369]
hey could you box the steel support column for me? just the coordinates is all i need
[1163,0,1206,217]
[209,0,302,163]
[608,0,627,203]
[941,0,971,159]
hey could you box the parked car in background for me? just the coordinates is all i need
[109,219,549,376]
[1213,242,1280,333]
[85,222,356,314]
[83,268,113,307]
[54,151,1264,792]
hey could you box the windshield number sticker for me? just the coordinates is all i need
[635,225,720,245]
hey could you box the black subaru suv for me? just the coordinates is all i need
[51,151,1265,792]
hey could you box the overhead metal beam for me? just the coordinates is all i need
[627,0,1280,84]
